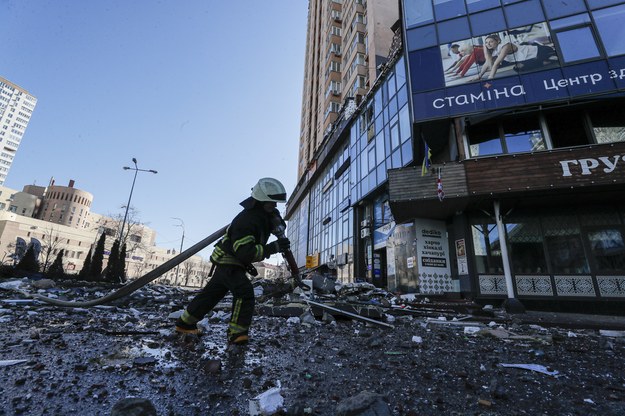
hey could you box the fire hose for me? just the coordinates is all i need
[29,225,228,307]
[30,212,307,307]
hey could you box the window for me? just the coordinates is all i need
[503,117,546,153]
[326,81,341,97]
[588,0,625,9]
[543,213,589,274]
[404,0,434,27]
[552,14,600,63]
[586,228,625,272]
[593,4,625,57]
[555,26,600,62]
[406,25,438,51]
[390,118,400,150]
[367,146,376,172]
[399,104,412,144]
[469,8,506,36]
[466,0,501,13]
[543,0,586,19]
[433,0,466,20]
[467,115,545,157]
[545,108,589,148]
[588,106,625,144]
[503,0,544,27]
[375,130,385,167]
[506,216,547,273]
[471,218,504,274]
[437,17,470,43]
[130,234,142,243]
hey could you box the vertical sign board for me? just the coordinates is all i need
[456,239,468,275]
[414,219,454,294]
[386,244,397,291]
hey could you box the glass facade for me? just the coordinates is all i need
[351,57,412,202]
[403,0,625,122]
[287,57,413,282]
[470,205,625,277]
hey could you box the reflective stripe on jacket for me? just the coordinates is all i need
[210,202,272,268]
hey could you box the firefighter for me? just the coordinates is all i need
[175,177,291,345]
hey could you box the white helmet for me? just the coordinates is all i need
[251,178,287,203]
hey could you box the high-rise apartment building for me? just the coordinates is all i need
[0,76,37,186]
[297,0,397,178]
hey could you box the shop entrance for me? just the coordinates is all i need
[373,249,387,288]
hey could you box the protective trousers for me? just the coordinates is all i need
[185,265,255,337]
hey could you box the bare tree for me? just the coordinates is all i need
[99,206,151,255]
[94,206,153,277]
[182,260,195,287]
[198,260,212,285]
[39,227,66,274]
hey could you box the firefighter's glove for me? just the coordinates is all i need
[265,237,291,257]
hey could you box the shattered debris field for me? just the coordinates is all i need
[1,278,625,415]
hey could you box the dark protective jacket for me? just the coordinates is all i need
[210,198,273,268]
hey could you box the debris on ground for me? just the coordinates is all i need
[0,276,624,414]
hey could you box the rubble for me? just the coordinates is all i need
[248,381,284,416]
[0,276,624,414]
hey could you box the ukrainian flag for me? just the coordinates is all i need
[421,142,432,176]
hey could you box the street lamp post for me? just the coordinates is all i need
[119,158,157,244]
[172,217,185,285]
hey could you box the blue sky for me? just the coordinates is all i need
[1,0,308,257]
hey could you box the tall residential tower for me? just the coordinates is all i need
[297,0,398,179]
[0,76,37,185]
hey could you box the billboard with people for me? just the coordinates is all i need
[441,23,559,87]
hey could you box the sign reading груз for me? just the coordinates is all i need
[560,156,625,177]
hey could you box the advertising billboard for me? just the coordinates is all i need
[405,2,625,123]
[441,23,559,87]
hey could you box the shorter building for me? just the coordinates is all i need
[0,181,210,287]
[37,179,93,228]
